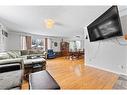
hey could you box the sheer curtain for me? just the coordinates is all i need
[21,36,27,50]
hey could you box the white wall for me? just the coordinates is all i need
[7,32,22,50]
[85,9,127,75]
[50,37,62,52]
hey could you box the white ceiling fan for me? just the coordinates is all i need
[44,19,64,29]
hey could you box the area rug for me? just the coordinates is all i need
[113,75,127,89]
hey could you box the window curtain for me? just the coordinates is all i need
[26,36,32,50]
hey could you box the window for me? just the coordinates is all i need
[69,41,81,52]
[32,38,44,50]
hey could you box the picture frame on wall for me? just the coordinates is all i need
[2,30,8,37]
[54,42,58,47]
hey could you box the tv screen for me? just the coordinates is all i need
[87,6,123,42]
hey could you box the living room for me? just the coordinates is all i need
[0,5,127,91]
[0,6,85,89]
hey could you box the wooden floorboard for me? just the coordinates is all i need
[22,57,118,89]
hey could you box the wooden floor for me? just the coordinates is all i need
[22,57,118,89]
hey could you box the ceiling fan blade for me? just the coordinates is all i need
[55,22,64,26]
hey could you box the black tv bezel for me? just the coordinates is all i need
[87,6,123,42]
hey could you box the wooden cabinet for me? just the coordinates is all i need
[60,42,69,56]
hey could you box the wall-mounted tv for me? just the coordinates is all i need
[87,6,123,42]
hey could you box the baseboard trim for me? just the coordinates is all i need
[86,64,127,76]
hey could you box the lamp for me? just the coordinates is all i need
[45,19,54,29]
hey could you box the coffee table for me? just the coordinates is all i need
[23,58,46,80]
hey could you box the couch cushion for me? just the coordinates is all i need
[21,50,29,55]
[7,51,17,58]
[0,58,22,65]
[29,50,39,54]
[19,55,27,59]
[29,50,45,55]
[0,53,10,60]
[12,50,21,57]
[38,50,45,54]
[28,54,43,56]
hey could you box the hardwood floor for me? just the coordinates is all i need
[22,57,118,89]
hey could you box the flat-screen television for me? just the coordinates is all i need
[87,6,123,42]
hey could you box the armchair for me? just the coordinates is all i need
[47,49,56,59]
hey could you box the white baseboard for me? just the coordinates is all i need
[86,64,127,76]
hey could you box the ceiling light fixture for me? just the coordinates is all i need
[44,19,54,29]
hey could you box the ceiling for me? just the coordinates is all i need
[0,6,126,38]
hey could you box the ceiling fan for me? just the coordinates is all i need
[44,19,63,29]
